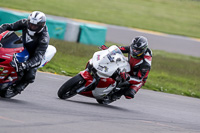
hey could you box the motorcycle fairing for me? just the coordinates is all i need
[79,69,117,99]
[16,49,29,63]
[38,45,57,68]
[92,81,117,100]
[0,31,25,89]
[92,45,130,78]
[0,31,23,48]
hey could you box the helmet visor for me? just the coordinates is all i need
[130,45,145,57]
[29,23,40,31]
[27,19,45,32]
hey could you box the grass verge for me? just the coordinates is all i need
[39,39,200,98]
[0,0,200,38]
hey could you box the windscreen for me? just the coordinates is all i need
[107,47,123,62]
[0,32,23,48]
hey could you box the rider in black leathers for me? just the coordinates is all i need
[0,11,49,95]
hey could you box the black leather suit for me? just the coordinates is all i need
[0,19,49,83]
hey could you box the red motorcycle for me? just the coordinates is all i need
[0,31,56,98]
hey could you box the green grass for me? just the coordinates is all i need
[39,39,97,76]
[39,39,200,98]
[1,1,199,98]
[144,51,200,98]
[0,0,200,38]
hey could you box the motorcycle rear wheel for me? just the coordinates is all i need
[96,99,113,105]
[57,74,85,99]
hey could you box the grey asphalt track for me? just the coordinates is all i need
[0,72,200,133]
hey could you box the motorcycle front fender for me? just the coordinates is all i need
[75,70,98,94]
[80,70,93,81]
[79,70,94,87]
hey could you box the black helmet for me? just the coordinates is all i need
[130,36,148,58]
[27,11,46,36]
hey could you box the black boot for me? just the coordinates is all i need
[14,82,29,93]
[111,89,124,101]
[4,82,29,98]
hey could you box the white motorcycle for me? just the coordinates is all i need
[57,45,130,104]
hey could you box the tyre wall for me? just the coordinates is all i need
[0,9,107,46]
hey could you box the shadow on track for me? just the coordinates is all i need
[60,98,132,112]
[0,97,29,104]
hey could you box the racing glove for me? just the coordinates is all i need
[10,58,28,72]
[120,72,130,82]
[100,45,108,50]
[17,62,27,72]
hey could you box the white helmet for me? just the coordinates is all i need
[27,11,46,36]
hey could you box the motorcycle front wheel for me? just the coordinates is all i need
[0,87,18,98]
[57,74,85,99]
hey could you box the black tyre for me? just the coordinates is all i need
[57,74,85,99]
[96,99,113,105]
[0,90,7,98]
[0,87,18,98]
[96,99,105,104]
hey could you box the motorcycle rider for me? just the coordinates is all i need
[101,36,152,100]
[0,11,49,96]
